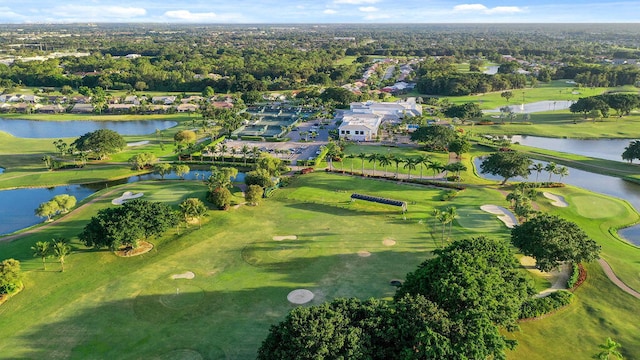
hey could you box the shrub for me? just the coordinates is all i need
[567,263,580,289]
[519,290,574,319]
[441,190,459,201]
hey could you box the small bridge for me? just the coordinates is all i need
[350,193,407,213]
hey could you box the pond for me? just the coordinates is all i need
[0,170,245,236]
[485,100,574,114]
[510,135,632,162]
[473,157,640,246]
[0,118,177,138]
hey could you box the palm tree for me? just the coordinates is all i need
[32,241,51,270]
[219,143,228,163]
[52,239,70,272]
[596,337,623,360]
[367,153,381,176]
[241,144,250,166]
[446,206,457,239]
[180,198,208,228]
[324,142,340,171]
[427,160,445,178]
[416,154,432,179]
[346,154,356,174]
[436,211,450,247]
[251,146,261,164]
[379,154,392,178]
[392,156,405,179]
[445,162,467,182]
[403,157,419,179]
[357,153,368,175]
[230,147,238,163]
[532,162,544,183]
[545,162,557,182]
[430,209,440,236]
[556,166,569,183]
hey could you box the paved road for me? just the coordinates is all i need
[598,258,640,299]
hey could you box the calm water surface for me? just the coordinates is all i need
[0,118,177,138]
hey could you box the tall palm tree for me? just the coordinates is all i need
[556,166,569,183]
[220,143,228,163]
[436,211,449,247]
[357,153,368,175]
[392,156,405,179]
[52,239,70,272]
[241,144,250,165]
[379,154,392,178]
[596,337,623,360]
[31,241,51,270]
[427,160,445,178]
[230,147,237,163]
[346,154,356,174]
[532,162,544,182]
[445,162,467,182]
[367,153,381,176]
[416,154,432,179]
[545,162,557,182]
[446,206,457,239]
[251,146,261,164]
[403,157,419,179]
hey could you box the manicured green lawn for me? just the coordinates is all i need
[0,170,639,359]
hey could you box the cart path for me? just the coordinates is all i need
[0,187,121,243]
[598,258,640,299]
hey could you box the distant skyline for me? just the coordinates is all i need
[1,1,640,24]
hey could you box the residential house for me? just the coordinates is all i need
[107,104,137,113]
[70,104,94,113]
[36,104,65,114]
[151,96,177,105]
[349,98,422,119]
[176,103,199,113]
[124,95,141,105]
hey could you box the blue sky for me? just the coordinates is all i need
[2,0,640,23]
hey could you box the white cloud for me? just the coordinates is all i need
[334,0,380,4]
[323,9,338,14]
[49,5,146,20]
[359,6,379,12]
[453,4,488,12]
[485,6,525,14]
[163,10,245,22]
[453,3,525,15]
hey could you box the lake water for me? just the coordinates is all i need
[510,135,632,162]
[474,157,640,246]
[0,170,245,236]
[0,118,177,138]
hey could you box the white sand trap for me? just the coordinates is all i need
[287,289,314,304]
[273,235,297,241]
[383,238,396,246]
[543,192,568,207]
[112,191,144,205]
[171,271,195,280]
[357,250,371,257]
[480,205,518,228]
[520,256,571,298]
[126,140,150,147]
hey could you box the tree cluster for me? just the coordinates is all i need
[569,94,640,119]
[78,199,179,250]
[35,194,77,221]
[0,259,22,296]
[72,129,127,160]
[260,237,533,359]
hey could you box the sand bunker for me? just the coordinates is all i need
[126,140,150,147]
[480,205,518,228]
[112,191,144,205]
[273,235,297,241]
[520,256,571,298]
[171,271,195,280]
[543,192,568,207]
[357,250,371,257]
[383,238,396,246]
[287,289,314,304]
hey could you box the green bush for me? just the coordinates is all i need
[567,263,580,288]
[441,190,459,201]
[519,290,574,319]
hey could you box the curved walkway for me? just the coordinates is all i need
[598,258,640,299]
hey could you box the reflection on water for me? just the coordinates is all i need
[474,157,640,246]
[0,170,245,236]
[510,135,631,162]
[0,118,177,138]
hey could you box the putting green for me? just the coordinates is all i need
[455,206,505,233]
[242,239,311,268]
[572,195,626,219]
[134,280,207,323]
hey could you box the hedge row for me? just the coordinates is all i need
[519,290,574,319]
